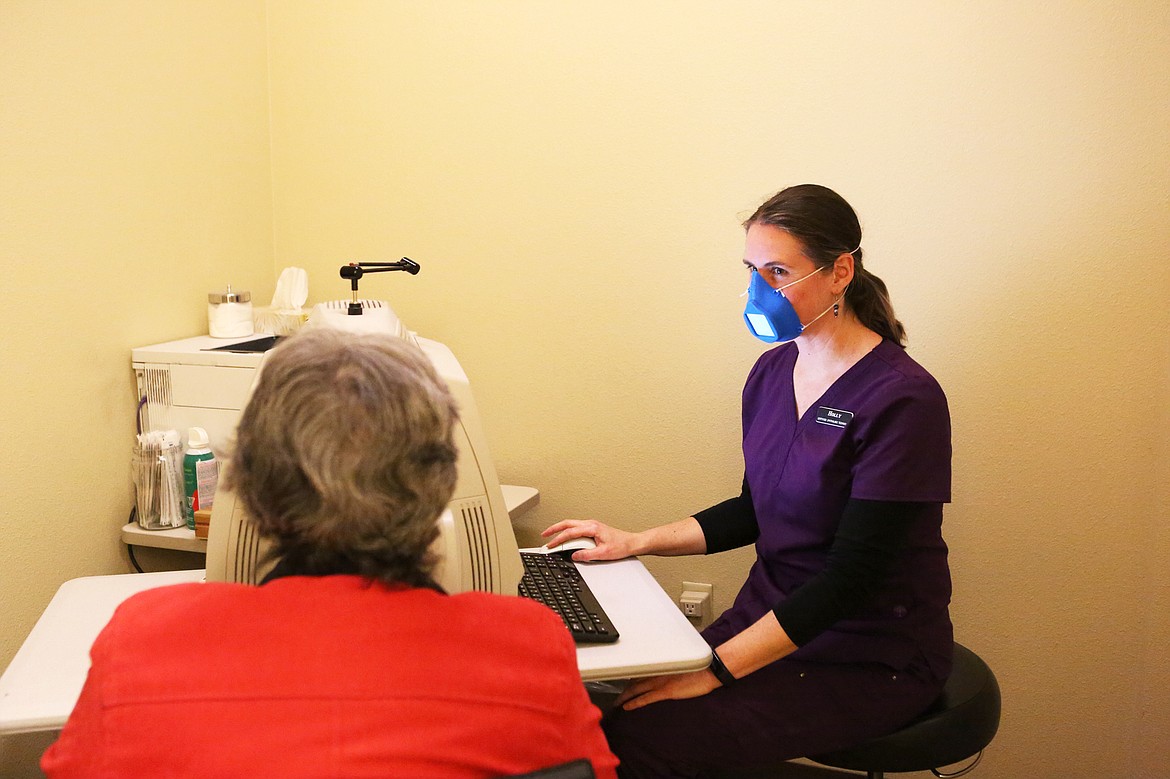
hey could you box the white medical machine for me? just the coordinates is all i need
[131,299,523,595]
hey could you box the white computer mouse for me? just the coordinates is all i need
[541,536,598,555]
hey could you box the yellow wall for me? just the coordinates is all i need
[3,1,1169,776]
[0,1,274,773]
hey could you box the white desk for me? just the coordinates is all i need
[0,570,204,735]
[0,555,709,735]
[574,557,711,681]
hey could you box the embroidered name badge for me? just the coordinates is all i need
[815,406,854,429]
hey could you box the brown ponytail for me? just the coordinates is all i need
[845,259,905,346]
[744,184,907,347]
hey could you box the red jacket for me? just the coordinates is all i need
[42,575,618,778]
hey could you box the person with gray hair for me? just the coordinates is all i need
[43,328,618,779]
[231,328,459,588]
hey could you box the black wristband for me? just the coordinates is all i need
[708,648,737,687]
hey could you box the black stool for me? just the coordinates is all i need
[808,643,1001,779]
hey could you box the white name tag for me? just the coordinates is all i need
[815,406,853,429]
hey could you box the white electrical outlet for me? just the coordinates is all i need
[679,581,713,621]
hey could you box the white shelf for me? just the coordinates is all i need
[122,484,540,554]
[120,523,206,553]
[500,484,540,518]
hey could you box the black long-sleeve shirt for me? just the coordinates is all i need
[694,478,924,647]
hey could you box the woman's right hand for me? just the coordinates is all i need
[540,519,642,562]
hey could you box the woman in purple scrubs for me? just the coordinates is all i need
[543,184,952,778]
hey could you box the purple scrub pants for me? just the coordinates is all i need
[601,651,942,779]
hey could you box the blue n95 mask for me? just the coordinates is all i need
[742,267,829,343]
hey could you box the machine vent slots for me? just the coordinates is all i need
[138,368,173,432]
[233,513,264,585]
[458,499,494,592]
[319,299,388,311]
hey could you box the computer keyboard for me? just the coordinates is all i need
[519,552,620,644]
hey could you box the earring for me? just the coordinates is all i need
[833,303,840,318]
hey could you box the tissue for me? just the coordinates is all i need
[271,267,309,311]
[254,267,310,335]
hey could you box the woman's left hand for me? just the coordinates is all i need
[614,669,720,711]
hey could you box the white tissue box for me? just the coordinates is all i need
[253,307,308,336]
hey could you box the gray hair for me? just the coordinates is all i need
[225,328,459,586]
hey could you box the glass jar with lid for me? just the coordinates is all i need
[208,284,254,338]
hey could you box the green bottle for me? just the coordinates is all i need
[182,427,217,530]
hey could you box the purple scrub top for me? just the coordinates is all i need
[706,339,953,680]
